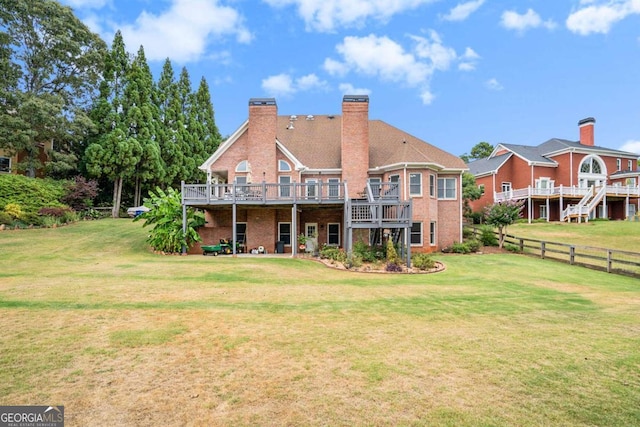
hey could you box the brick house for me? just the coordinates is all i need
[0,141,53,177]
[468,118,640,222]
[181,96,467,257]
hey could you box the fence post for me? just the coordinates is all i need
[570,246,575,265]
[519,238,524,252]
[541,241,546,259]
[607,250,612,273]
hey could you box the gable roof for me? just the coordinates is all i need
[467,153,511,176]
[203,114,467,172]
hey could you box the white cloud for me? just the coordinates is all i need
[324,32,478,104]
[338,83,371,95]
[620,140,640,154]
[263,0,438,32]
[485,78,503,91]
[262,73,329,97]
[566,0,640,35]
[501,8,557,33]
[441,0,485,22]
[114,0,252,63]
[458,47,480,71]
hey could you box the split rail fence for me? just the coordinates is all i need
[470,228,640,278]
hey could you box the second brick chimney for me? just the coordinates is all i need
[341,95,370,198]
[578,117,595,146]
[248,98,278,182]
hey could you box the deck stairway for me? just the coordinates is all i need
[347,182,411,229]
[562,186,606,222]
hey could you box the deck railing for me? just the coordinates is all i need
[348,199,411,227]
[182,181,348,204]
[495,184,640,202]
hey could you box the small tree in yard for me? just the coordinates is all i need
[135,187,205,253]
[484,200,525,248]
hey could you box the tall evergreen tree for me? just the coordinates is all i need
[177,67,196,181]
[0,0,106,177]
[127,46,163,206]
[190,76,222,181]
[85,31,141,217]
[156,58,185,188]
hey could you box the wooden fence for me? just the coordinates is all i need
[469,228,640,278]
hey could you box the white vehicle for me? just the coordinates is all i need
[127,206,150,217]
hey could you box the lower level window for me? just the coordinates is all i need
[430,221,436,246]
[539,205,547,219]
[278,222,291,245]
[327,223,340,245]
[410,222,422,246]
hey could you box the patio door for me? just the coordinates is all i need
[305,223,318,252]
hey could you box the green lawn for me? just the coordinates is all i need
[508,220,640,252]
[0,220,639,426]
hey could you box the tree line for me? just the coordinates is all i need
[0,0,222,217]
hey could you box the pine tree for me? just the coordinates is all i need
[189,77,222,182]
[156,59,185,188]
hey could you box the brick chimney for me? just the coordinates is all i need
[341,95,370,198]
[248,98,277,182]
[578,117,595,146]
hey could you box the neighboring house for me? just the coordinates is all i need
[182,95,467,257]
[0,141,53,178]
[468,118,640,222]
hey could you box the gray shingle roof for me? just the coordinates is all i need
[467,153,511,176]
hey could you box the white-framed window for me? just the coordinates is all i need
[430,221,436,246]
[438,177,457,199]
[278,222,291,246]
[409,173,422,196]
[502,182,512,193]
[540,205,547,219]
[236,160,249,172]
[306,178,317,198]
[0,157,10,173]
[278,160,291,171]
[629,160,634,171]
[626,178,637,186]
[579,156,603,174]
[327,223,340,246]
[410,222,423,246]
[279,175,291,197]
[616,158,621,171]
[429,174,435,198]
[328,178,340,198]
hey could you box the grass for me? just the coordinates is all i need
[508,220,640,252]
[0,219,639,426]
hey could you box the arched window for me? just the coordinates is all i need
[579,156,604,175]
[278,160,291,172]
[236,160,249,172]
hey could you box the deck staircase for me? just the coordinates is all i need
[562,186,606,222]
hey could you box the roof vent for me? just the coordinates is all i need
[286,121,294,130]
[290,115,298,121]
[306,115,314,120]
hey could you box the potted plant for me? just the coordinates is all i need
[297,233,307,251]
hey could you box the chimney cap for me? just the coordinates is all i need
[343,94,369,103]
[578,117,595,126]
[249,98,276,106]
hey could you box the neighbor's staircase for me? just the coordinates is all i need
[562,186,607,222]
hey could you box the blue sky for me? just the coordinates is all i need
[60,0,640,158]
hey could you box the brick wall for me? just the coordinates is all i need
[341,96,369,198]
[248,99,278,183]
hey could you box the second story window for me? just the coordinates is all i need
[437,177,456,199]
[0,156,10,173]
[278,160,291,171]
[617,158,621,171]
[409,173,422,196]
[236,160,249,172]
[429,174,435,198]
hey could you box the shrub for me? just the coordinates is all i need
[462,227,474,239]
[504,243,521,253]
[320,246,344,261]
[479,225,498,246]
[412,253,435,270]
[451,242,471,254]
[385,262,403,272]
[38,207,73,217]
[465,238,481,253]
[4,203,23,220]
[386,240,400,264]
[62,176,98,211]
[353,241,384,262]
[343,252,363,269]
[0,211,12,225]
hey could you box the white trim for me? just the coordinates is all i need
[199,120,248,171]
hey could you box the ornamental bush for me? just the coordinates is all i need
[412,253,435,270]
